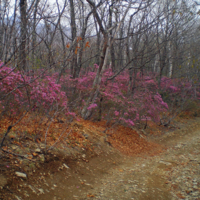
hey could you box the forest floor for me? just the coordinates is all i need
[0,115,200,200]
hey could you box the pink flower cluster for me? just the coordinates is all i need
[1,61,199,127]
[0,64,75,118]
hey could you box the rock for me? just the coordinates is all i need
[12,145,18,150]
[82,154,86,158]
[63,163,69,169]
[35,148,41,153]
[159,160,172,166]
[38,188,44,194]
[44,182,49,187]
[15,172,27,179]
[15,195,22,200]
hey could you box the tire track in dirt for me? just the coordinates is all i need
[82,118,200,200]
[2,118,200,200]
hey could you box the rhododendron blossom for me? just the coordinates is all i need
[114,111,119,116]
[87,103,97,110]
[1,61,199,128]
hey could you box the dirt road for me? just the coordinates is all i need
[2,118,200,200]
[85,125,200,200]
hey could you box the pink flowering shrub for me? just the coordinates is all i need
[160,77,196,104]
[0,65,26,116]
[68,66,199,126]
[1,60,199,127]
[60,67,170,126]
[0,62,75,118]
[158,76,200,124]
[87,103,98,110]
[30,76,68,111]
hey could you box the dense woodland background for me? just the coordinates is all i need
[1,0,200,146]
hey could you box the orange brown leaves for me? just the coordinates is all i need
[32,152,38,157]
[87,194,95,198]
[107,125,163,156]
[66,43,70,48]
[85,41,90,48]
[77,37,82,42]
[176,193,185,199]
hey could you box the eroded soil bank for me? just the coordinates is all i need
[1,117,200,200]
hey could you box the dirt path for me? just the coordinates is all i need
[2,118,200,200]
[85,125,200,200]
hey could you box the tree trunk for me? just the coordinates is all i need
[19,0,27,72]
[81,36,109,119]
[69,0,77,78]
[81,0,131,119]
[109,1,115,71]
[32,0,40,70]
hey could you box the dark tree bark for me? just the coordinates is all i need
[32,0,40,70]
[19,0,27,71]
[69,0,77,78]
[109,0,116,71]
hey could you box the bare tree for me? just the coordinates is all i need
[19,0,27,71]
[80,0,132,119]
